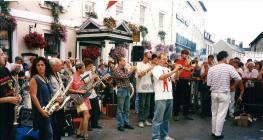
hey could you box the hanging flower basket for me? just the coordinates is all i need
[0,13,17,31]
[109,46,127,61]
[103,17,116,30]
[23,32,47,49]
[155,44,169,53]
[142,40,152,50]
[158,31,166,43]
[139,25,148,40]
[127,22,139,33]
[82,46,101,60]
[51,22,67,42]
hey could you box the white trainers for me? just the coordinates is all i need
[144,120,152,126]
[138,122,144,128]
[162,136,175,140]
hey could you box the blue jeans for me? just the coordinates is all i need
[116,87,130,127]
[138,93,152,122]
[135,93,139,113]
[152,99,173,140]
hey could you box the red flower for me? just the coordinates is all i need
[82,46,101,60]
[23,32,47,49]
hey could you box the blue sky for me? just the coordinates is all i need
[204,0,263,47]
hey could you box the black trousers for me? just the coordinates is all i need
[52,110,65,140]
[174,79,191,116]
[0,107,15,140]
[200,83,211,115]
[89,97,101,127]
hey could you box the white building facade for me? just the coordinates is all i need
[1,0,207,63]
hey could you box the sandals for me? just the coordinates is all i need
[83,134,89,140]
[76,129,83,137]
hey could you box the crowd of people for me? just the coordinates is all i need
[0,46,262,140]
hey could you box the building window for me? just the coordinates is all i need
[140,5,146,25]
[116,1,123,14]
[0,30,12,61]
[40,1,60,9]
[159,12,164,30]
[83,0,95,17]
[44,33,60,58]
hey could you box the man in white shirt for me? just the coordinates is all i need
[152,53,180,140]
[207,51,241,139]
[136,51,154,128]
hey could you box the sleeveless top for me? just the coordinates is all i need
[31,75,53,129]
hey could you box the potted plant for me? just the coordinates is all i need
[103,17,116,30]
[23,32,47,49]
[158,31,166,43]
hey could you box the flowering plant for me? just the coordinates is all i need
[103,17,116,30]
[82,46,101,60]
[23,32,47,49]
[139,25,148,40]
[155,44,169,53]
[0,13,17,31]
[127,22,139,33]
[168,44,174,52]
[51,22,67,42]
[142,40,152,50]
[158,31,166,43]
[109,46,127,61]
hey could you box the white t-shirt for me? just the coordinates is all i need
[152,65,173,101]
[135,62,154,93]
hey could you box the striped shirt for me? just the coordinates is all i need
[207,63,241,93]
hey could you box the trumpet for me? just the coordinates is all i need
[43,78,73,115]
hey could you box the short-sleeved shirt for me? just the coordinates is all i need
[152,65,173,101]
[175,59,191,78]
[207,63,241,93]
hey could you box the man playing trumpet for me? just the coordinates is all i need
[174,49,194,121]
[112,57,136,132]
[135,51,154,128]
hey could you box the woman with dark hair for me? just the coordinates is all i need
[255,61,262,72]
[29,57,54,140]
[69,63,91,140]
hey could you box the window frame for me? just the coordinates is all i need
[83,0,96,18]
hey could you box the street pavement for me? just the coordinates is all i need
[62,112,263,140]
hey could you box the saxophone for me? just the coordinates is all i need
[43,78,73,115]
